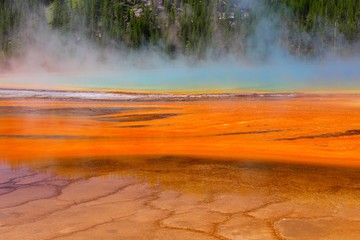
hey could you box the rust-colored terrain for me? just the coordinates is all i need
[1,94,360,166]
[0,92,360,239]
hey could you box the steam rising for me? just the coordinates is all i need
[0,1,359,93]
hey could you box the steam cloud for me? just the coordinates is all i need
[0,0,359,93]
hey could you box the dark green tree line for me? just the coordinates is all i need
[0,0,359,59]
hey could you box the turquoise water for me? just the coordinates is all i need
[2,57,360,92]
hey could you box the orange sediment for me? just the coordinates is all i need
[0,94,359,167]
[0,93,360,240]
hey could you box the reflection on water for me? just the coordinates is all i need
[0,94,360,239]
[1,94,360,166]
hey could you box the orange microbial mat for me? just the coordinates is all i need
[0,93,360,240]
[0,94,359,166]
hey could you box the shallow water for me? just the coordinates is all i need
[0,91,360,239]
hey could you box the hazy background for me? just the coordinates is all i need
[0,0,359,92]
